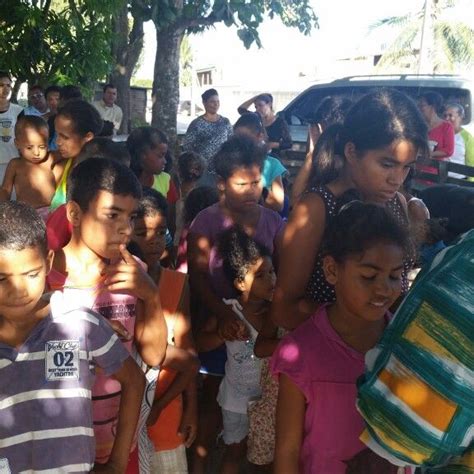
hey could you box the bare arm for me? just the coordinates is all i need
[270,193,326,329]
[104,246,168,366]
[291,124,322,204]
[274,373,306,474]
[188,232,247,340]
[164,283,199,447]
[254,312,279,358]
[103,357,146,471]
[195,315,224,353]
[146,345,199,427]
[263,175,285,212]
[0,159,17,201]
[237,95,259,115]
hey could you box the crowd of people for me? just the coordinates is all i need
[0,70,473,474]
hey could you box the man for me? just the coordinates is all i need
[0,71,23,182]
[93,83,123,134]
[45,85,62,115]
[23,85,50,119]
[444,103,474,181]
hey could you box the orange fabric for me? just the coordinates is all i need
[147,269,188,451]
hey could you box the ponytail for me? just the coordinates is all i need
[308,123,347,187]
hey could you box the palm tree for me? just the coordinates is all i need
[371,0,474,73]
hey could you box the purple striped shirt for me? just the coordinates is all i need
[0,291,129,473]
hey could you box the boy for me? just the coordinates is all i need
[0,116,59,218]
[0,201,145,473]
[131,188,199,472]
[47,159,168,467]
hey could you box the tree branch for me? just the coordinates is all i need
[177,12,218,31]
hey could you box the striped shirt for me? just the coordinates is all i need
[357,229,474,471]
[0,291,129,473]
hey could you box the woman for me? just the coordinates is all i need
[418,92,455,177]
[270,89,428,330]
[238,93,292,155]
[183,88,233,171]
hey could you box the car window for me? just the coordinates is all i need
[285,85,472,125]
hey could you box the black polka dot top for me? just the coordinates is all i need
[304,185,412,303]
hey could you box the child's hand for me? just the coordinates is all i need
[179,404,198,448]
[146,402,163,427]
[218,311,249,341]
[103,245,157,302]
[90,461,122,473]
[108,320,133,342]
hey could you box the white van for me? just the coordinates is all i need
[281,74,473,143]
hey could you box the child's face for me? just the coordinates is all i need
[55,115,92,160]
[16,127,49,164]
[132,211,167,266]
[69,190,138,260]
[238,256,276,302]
[0,246,53,321]
[346,140,417,204]
[142,143,168,175]
[221,165,263,212]
[324,241,404,321]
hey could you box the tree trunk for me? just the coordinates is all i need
[109,1,144,134]
[151,25,183,150]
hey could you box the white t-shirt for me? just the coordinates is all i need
[93,100,123,132]
[217,299,262,414]
[449,132,466,178]
[0,103,23,165]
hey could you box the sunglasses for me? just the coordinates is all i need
[29,93,44,99]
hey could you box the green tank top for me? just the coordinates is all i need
[50,158,74,211]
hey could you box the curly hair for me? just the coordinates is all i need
[218,226,271,286]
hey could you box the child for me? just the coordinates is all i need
[46,137,131,252]
[271,89,428,330]
[46,159,168,470]
[50,99,103,210]
[0,201,145,473]
[233,113,287,213]
[195,227,277,473]
[357,229,474,472]
[0,116,59,218]
[127,126,179,236]
[175,151,206,247]
[187,135,284,473]
[272,201,410,473]
[131,187,199,473]
[176,185,219,274]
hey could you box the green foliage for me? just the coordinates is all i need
[373,0,474,73]
[0,0,122,93]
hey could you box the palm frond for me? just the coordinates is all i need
[376,23,420,68]
[369,13,415,32]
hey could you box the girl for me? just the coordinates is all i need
[50,99,103,209]
[238,93,292,155]
[176,185,219,274]
[234,113,287,213]
[195,227,276,474]
[187,135,284,473]
[131,188,199,473]
[271,89,428,330]
[175,151,206,248]
[127,126,179,237]
[183,88,233,168]
[272,201,411,474]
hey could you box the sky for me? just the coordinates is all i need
[136,0,428,81]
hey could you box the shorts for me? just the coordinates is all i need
[221,409,249,445]
[150,445,188,473]
[198,346,227,377]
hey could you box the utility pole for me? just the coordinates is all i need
[418,0,433,74]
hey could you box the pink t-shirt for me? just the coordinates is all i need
[271,305,390,474]
[47,267,138,464]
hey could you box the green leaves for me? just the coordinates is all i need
[0,0,121,93]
